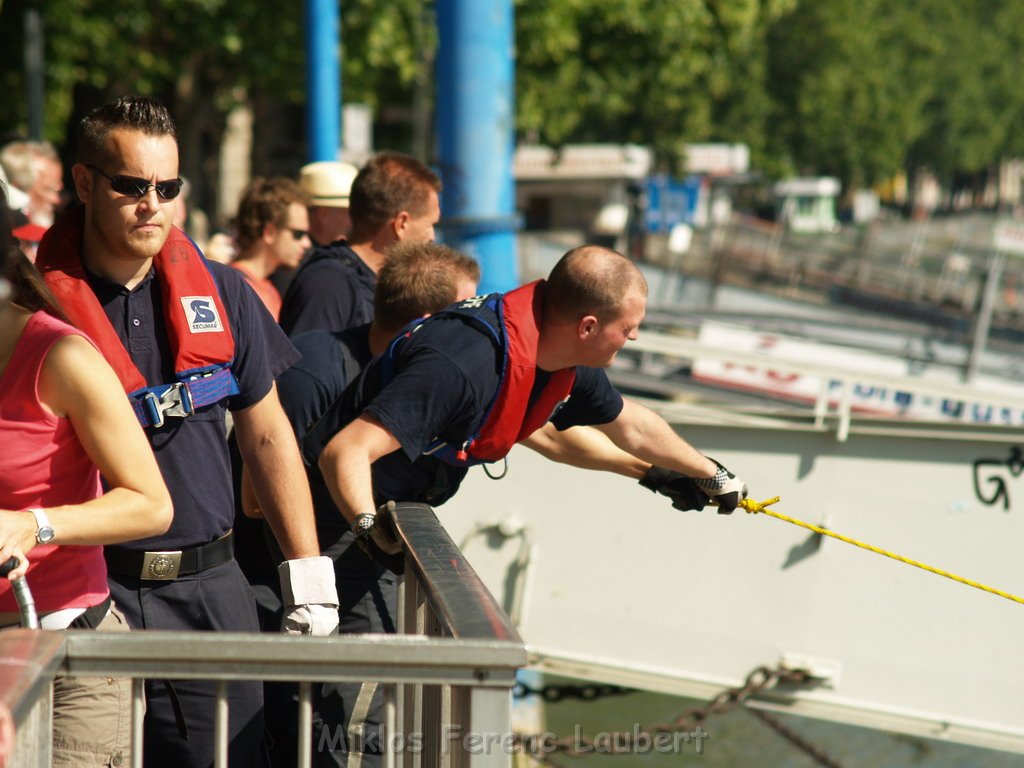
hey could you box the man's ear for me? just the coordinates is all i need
[70,163,92,204]
[261,223,279,245]
[392,211,411,240]
[577,315,599,341]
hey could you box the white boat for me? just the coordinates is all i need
[440,265,1024,757]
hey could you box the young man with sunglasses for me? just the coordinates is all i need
[279,151,442,336]
[230,177,312,321]
[35,95,338,768]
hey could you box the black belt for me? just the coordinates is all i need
[105,531,234,581]
[70,596,112,629]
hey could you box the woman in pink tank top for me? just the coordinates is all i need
[0,190,171,766]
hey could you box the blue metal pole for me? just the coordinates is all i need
[436,0,519,293]
[305,0,341,162]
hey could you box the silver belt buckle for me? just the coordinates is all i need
[141,550,183,580]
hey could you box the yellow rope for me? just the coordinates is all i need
[738,496,1024,606]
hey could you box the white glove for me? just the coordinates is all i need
[278,556,340,636]
[694,458,748,514]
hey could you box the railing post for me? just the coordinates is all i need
[297,680,313,768]
[449,686,514,767]
[814,377,830,429]
[399,565,427,768]
[214,680,229,768]
[837,378,852,442]
[9,687,53,767]
[131,679,145,768]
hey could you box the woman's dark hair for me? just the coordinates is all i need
[1,187,67,318]
[0,186,12,254]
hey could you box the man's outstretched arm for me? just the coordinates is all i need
[594,399,716,476]
[594,398,748,511]
[521,423,649,478]
[523,421,711,512]
[317,413,402,526]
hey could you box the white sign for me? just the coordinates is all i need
[993,219,1024,256]
[691,322,1024,425]
[684,143,750,175]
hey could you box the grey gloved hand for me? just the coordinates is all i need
[693,458,748,514]
[371,501,402,555]
[352,501,405,572]
[639,466,710,511]
[278,556,340,636]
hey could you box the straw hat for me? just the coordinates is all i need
[299,161,359,208]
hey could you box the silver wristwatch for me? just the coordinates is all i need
[29,507,55,545]
[351,512,375,541]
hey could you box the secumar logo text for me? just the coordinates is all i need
[179,296,224,334]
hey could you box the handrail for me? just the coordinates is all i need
[391,502,524,644]
[0,631,63,723]
[0,500,526,767]
[61,632,522,685]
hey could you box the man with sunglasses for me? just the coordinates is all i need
[36,95,338,768]
[279,151,442,336]
[230,177,312,321]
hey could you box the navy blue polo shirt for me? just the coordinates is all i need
[302,312,623,513]
[279,243,376,336]
[278,326,371,443]
[276,326,372,542]
[87,260,299,550]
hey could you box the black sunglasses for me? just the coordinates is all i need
[87,165,184,201]
[287,228,309,240]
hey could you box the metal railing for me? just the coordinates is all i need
[0,503,526,768]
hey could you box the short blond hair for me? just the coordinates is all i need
[544,245,647,322]
[374,243,479,334]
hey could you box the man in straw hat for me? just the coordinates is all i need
[300,160,359,247]
[270,161,359,297]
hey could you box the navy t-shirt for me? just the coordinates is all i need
[302,312,623,514]
[278,326,371,443]
[88,260,299,549]
[279,243,376,336]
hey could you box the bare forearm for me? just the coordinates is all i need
[318,441,376,527]
[239,465,264,519]
[522,424,649,479]
[598,400,716,478]
[29,487,171,546]
[317,414,403,527]
[242,437,320,559]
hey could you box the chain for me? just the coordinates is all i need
[514,681,634,704]
[513,665,819,763]
[747,708,845,768]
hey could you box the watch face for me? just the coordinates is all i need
[37,527,55,544]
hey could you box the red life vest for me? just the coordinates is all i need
[36,208,239,428]
[467,280,575,462]
[390,280,576,466]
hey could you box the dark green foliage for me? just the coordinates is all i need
[0,0,1021,194]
